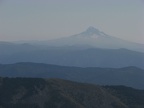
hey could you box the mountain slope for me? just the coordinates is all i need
[34,27,144,52]
[104,85,144,108]
[0,77,128,108]
[0,62,144,89]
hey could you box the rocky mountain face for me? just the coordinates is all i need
[0,77,129,108]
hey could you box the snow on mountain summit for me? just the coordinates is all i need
[72,26,108,39]
[30,26,144,52]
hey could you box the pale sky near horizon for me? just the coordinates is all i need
[0,0,144,43]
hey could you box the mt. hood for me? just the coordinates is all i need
[33,27,144,52]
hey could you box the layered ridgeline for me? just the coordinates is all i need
[0,42,144,69]
[0,27,144,68]
[0,77,144,108]
[0,62,144,89]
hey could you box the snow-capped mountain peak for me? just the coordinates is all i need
[33,26,144,52]
[85,26,99,33]
[72,26,108,38]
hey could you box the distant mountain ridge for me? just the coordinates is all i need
[0,42,144,69]
[0,62,144,89]
[30,26,144,52]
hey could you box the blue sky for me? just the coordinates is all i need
[0,0,144,43]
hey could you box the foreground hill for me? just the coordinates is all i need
[0,77,144,108]
[104,85,144,108]
[0,77,128,108]
[0,62,144,89]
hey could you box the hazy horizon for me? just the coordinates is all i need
[0,0,144,44]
